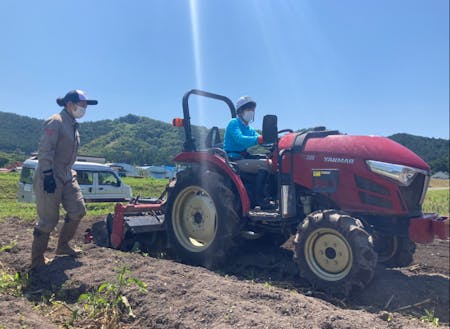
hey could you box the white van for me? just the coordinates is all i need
[18,158,132,203]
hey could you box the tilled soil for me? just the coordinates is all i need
[0,216,448,329]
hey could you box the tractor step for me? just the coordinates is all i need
[124,215,165,234]
[248,209,282,222]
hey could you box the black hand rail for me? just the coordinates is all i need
[181,89,236,152]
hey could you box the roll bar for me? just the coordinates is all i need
[181,89,236,152]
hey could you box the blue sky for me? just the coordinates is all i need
[0,0,448,139]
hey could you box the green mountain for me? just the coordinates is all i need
[79,114,187,165]
[0,112,44,154]
[0,111,448,173]
[389,133,449,173]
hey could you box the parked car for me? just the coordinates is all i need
[17,158,132,203]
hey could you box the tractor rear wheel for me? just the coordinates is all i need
[373,234,416,267]
[294,210,377,296]
[166,170,241,269]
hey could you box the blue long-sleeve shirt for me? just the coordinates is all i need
[223,118,259,159]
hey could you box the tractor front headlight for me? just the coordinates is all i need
[366,160,426,186]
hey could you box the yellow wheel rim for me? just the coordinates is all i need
[304,228,353,281]
[172,186,217,252]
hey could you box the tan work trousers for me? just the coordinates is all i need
[34,173,86,233]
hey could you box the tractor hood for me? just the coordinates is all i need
[301,135,430,170]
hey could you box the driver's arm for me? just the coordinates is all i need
[226,119,259,149]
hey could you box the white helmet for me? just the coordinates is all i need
[236,96,256,114]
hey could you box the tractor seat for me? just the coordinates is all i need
[205,126,223,148]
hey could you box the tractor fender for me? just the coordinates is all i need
[173,151,251,216]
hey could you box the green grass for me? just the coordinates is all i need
[83,177,169,217]
[0,172,20,200]
[82,177,169,216]
[0,173,169,222]
[0,172,37,221]
[122,176,168,198]
[423,189,449,216]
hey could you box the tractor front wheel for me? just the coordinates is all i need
[294,210,377,296]
[373,234,416,267]
[166,170,241,269]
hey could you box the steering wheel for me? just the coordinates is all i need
[278,129,294,135]
[261,129,294,148]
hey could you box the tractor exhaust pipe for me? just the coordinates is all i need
[281,182,296,218]
[279,147,296,218]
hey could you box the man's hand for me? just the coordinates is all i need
[43,173,56,193]
[257,135,264,144]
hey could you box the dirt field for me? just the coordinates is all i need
[0,216,448,329]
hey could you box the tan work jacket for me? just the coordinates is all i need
[37,109,80,183]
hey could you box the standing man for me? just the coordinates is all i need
[31,90,98,270]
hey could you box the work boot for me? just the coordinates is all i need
[31,228,50,270]
[56,218,81,256]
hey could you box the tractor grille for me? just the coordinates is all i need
[355,175,390,196]
[399,173,427,213]
[359,191,393,209]
[356,175,393,209]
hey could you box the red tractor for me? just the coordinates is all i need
[103,89,449,296]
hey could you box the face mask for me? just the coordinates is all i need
[72,105,86,119]
[242,110,255,123]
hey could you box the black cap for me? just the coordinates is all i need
[56,90,98,107]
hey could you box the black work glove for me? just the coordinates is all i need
[43,172,56,193]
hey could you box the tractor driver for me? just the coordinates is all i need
[224,96,272,209]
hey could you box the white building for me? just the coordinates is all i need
[107,162,140,177]
[137,165,177,179]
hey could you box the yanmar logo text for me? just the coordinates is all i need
[324,157,355,165]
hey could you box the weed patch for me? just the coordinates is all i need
[76,266,147,328]
[0,270,29,296]
[421,308,440,327]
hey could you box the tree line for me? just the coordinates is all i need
[0,111,448,173]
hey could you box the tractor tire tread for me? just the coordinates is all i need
[166,169,241,269]
[294,210,377,296]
